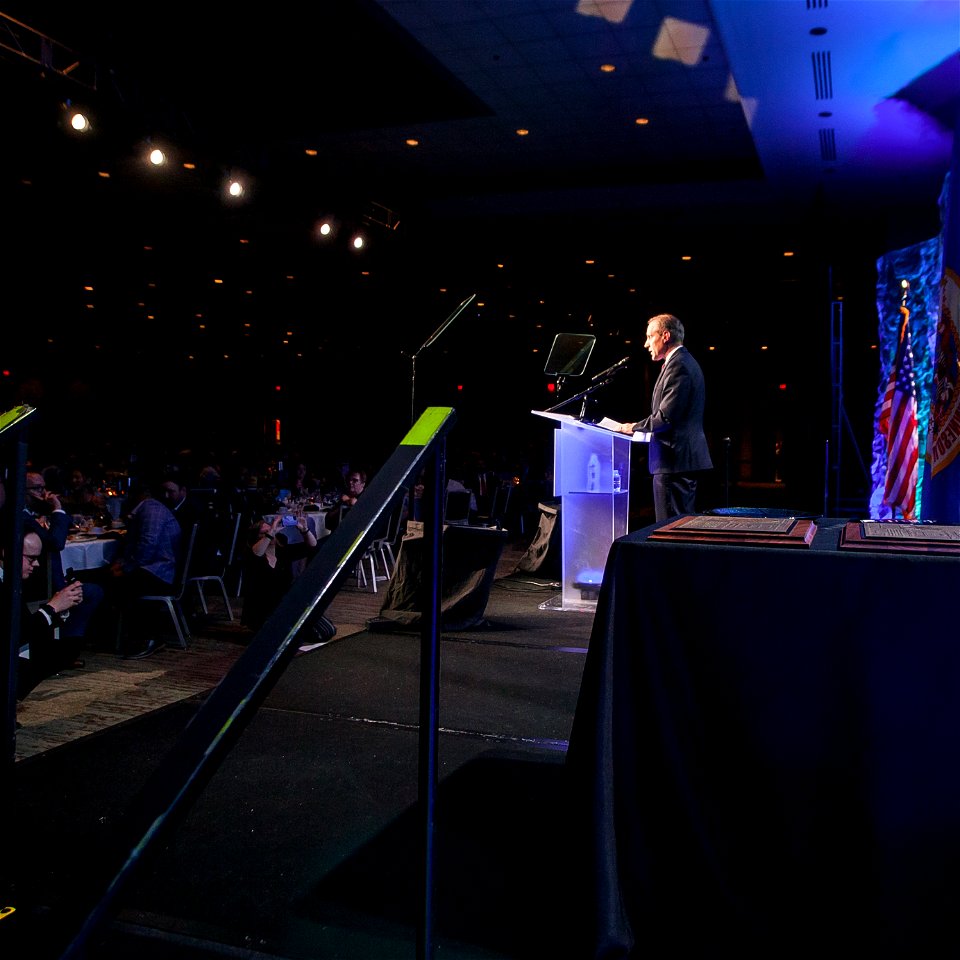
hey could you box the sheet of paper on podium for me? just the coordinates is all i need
[593,416,652,442]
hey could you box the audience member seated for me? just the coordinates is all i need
[2,531,85,701]
[159,470,221,578]
[197,463,222,490]
[108,476,183,659]
[239,514,336,650]
[21,469,71,575]
[21,468,105,661]
[241,515,318,631]
[341,468,366,508]
[59,465,109,521]
[287,460,314,497]
[326,468,366,533]
[160,471,202,532]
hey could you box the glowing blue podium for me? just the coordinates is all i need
[532,410,649,611]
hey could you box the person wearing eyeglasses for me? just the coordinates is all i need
[0,531,84,702]
[23,469,68,527]
[341,470,367,508]
[21,468,105,664]
[325,468,367,534]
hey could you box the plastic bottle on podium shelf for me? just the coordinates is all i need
[587,453,600,492]
[612,468,622,493]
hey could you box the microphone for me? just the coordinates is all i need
[591,356,630,381]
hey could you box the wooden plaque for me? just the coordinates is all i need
[648,515,817,547]
[839,521,960,556]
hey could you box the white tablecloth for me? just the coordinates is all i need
[62,536,121,571]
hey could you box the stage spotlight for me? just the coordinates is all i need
[222,169,252,202]
[314,218,336,241]
[351,233,365,250]
[62,100,92,134]
[148,147,166,166]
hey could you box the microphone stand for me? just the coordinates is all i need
[544,356,630,418]
[544,375,617,417]
[407,293,477,426]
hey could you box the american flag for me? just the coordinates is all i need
[879,311,919,520]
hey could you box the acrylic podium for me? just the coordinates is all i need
[531,410,649,611]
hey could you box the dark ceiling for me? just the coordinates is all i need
[1,1,957,479]
[6,1,956,240]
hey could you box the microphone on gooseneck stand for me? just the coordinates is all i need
[591,356,630,381]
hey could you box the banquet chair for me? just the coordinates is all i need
[118,523,198,651]
[351,544,380,592]
[187,512,241,621]
[346,504,396,593]
[368,493,406,580]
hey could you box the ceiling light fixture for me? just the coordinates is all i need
[63,99,91,134]
[314,218,336,241]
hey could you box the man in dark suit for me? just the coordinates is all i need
[22,469,104,658]
[160,471,218,576]
[619,313,713,519]
[2,530,85,701]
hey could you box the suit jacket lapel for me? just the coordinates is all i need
[653,347,682,407]
[652,362,666,407]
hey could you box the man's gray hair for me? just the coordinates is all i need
[649,313,684,344]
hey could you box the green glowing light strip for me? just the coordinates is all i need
[401,406,453,446]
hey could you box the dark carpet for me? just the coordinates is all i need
[4,574,596,960]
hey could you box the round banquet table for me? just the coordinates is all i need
[61,535,122,572]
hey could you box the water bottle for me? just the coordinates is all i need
[612,468,622,493]
[587,453,600,492]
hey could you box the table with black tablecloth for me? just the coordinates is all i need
[566,517,960,958]
[375,524,508,630]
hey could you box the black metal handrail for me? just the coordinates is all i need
[57,405,456,960]
[1,404,36,771]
